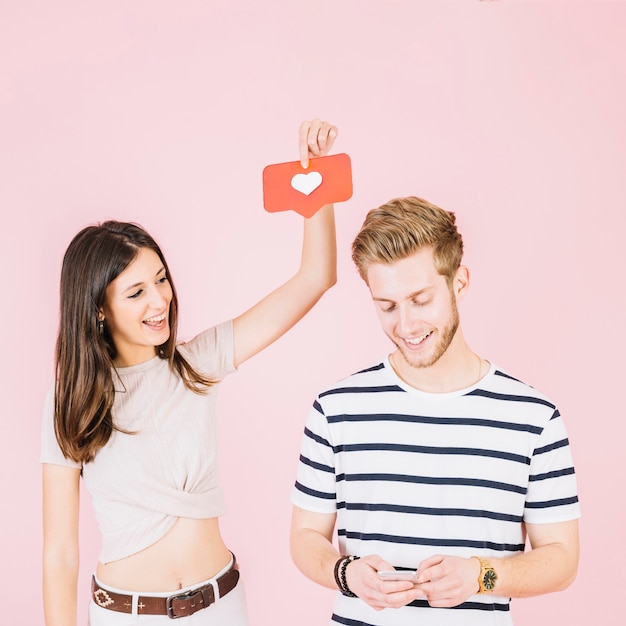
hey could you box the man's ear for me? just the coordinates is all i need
[453,265,470,301]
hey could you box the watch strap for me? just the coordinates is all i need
[471,556,498,593]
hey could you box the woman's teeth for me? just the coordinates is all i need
[144,315,165,324]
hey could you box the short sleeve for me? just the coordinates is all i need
[524,408,580,524]
[40,384,82,469]
[177,320,236,380]
[291,398,338,514]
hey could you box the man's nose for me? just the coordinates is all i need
[398,303,418,335]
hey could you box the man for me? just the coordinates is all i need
[290,197,579,626]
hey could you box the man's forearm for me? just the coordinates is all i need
[290,526,341,590]
[491,541,578,598]
[489,519,579,598]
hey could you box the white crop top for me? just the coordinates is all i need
[40,321,236,564]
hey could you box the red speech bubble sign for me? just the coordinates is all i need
[263,153,353,218]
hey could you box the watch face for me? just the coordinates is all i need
[483,569,497,591]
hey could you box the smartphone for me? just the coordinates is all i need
[378,569,420,583]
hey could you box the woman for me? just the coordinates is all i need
[41,120,338,625]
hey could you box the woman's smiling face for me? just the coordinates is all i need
[101,247,173,367]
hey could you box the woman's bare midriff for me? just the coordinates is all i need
[95,517,231,592]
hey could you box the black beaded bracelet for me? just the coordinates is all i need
[339,555,360,597]
[333,556,344,591]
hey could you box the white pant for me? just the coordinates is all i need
[88,575,249,625]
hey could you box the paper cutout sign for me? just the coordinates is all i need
[291,171,322,196]
[263,153,353,218]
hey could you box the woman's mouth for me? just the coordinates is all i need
[143,314,167,330]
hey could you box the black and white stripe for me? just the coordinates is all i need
[292,359,580,626]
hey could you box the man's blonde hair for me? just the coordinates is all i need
[351,196,464,284]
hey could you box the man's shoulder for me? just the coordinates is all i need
[484,365,557,410]
[315,359,399,399]
[310,360,401,419]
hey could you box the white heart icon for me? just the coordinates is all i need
[291,171,323,196]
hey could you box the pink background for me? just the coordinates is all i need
[1,1,624,624]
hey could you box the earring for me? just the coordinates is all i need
[98,319,105,335]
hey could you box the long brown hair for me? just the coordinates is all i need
[54,220,214,463]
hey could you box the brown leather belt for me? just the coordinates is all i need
[91,558,240,619]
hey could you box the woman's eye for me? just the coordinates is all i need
[157,276,169,284]
[128,289,143,299]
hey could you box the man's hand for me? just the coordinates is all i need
[415,554,481,608]
[344,555,425,611]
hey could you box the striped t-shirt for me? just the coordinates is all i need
[291,358,580,626]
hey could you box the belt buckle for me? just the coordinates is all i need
[166,589,204,619]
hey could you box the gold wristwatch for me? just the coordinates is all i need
[472,557,497,593]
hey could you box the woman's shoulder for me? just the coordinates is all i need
[176,320,236,379]
[40,382,82,469]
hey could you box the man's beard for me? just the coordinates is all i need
[394,298,460,370]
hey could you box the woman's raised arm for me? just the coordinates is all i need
[233,119,338,367]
